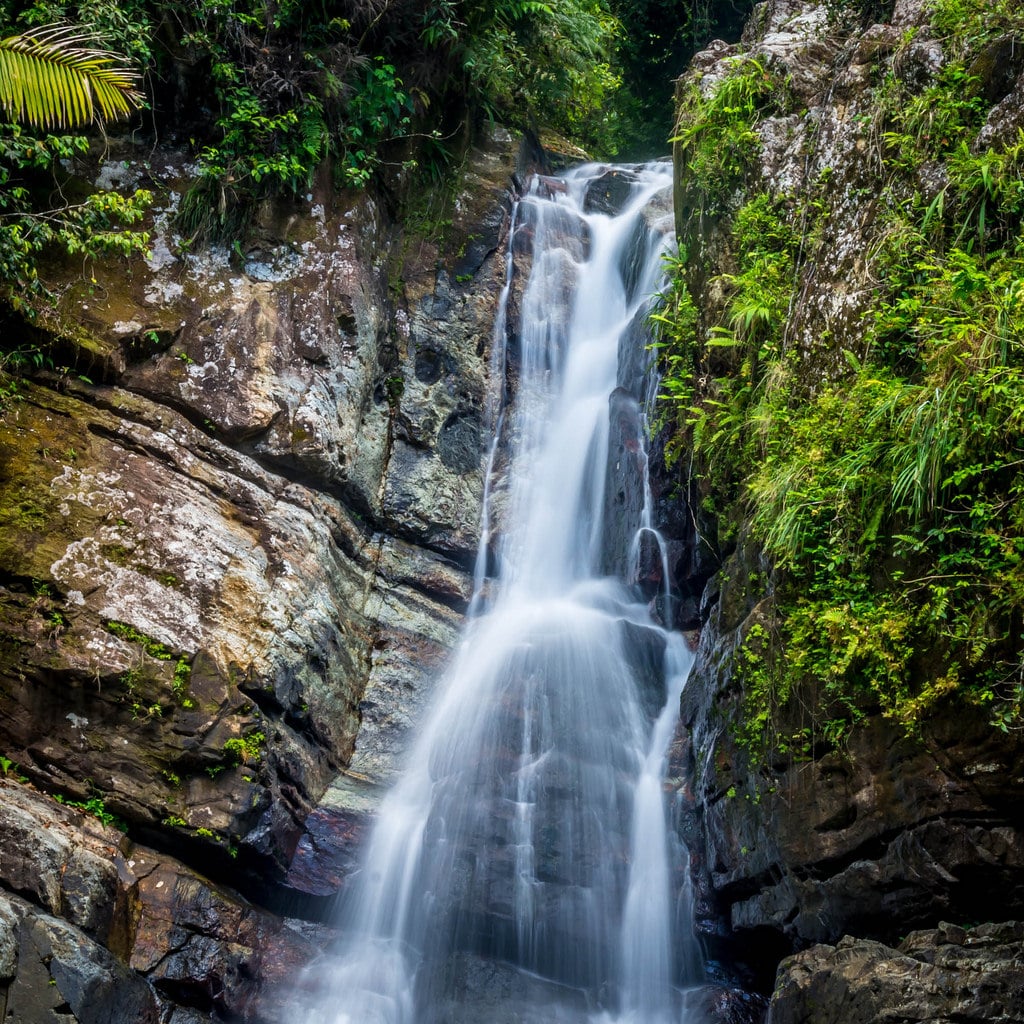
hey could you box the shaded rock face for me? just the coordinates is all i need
[661,0,1024,1017]
[0,126,540,1017]
[681,616,1024,977]
[601,178,717,633]
[1,895,160,1024]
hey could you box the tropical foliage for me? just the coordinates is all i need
[0,0,633,242]
[0,0,755,321]
[0,17,148,322]
[673,55,790,218]
[0,23,141,129]
[610,0,755,157]
[657,0,1024,747]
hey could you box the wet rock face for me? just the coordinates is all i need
[0,780,321,1024]
[425,953,595,1024]
[584,168,640,215]
[690,672,1024,964]
[0,126,538,1017]
[437,411,483,474]
[603,177,715,632]
[602,387,648,585]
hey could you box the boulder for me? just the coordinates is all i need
[584,168,640,215]
[768,923,1024,1024]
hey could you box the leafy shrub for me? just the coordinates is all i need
[929,0,1022,56]
[223,730,265,766]
[55,793,128,830]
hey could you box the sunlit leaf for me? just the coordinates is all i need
[0,24,142,130]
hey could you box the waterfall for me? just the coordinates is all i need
[301,162,702,1024]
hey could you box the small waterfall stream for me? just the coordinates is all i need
[303,162,702,1024]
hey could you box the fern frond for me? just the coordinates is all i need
[0,24,142,131]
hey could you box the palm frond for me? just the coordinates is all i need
[0,24,142,131]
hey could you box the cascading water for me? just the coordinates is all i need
[301,162,702,1024]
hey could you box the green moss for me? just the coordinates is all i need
[11,500,47,531]
[732,622,782,752]
[223,730,265,766]
[105,621,173,660]
[0,389,108,579]
[102,544,132,566]
[99,543,183,588]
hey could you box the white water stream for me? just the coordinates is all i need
[302,162,702,1024]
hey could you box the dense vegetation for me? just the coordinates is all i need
[0,0,625,321]
[0,20,151,328]
[0,0,757,331]
[658,0,1024,749]
[610,0,755,157]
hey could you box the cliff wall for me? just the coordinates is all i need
[666,2,1024,1019]
[0,126,539,1020]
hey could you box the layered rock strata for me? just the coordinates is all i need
[0,126,539,1018]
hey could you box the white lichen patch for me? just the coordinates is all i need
[144,279,185,306]
[145,234,179,275]
[98,574,202,650]
[95,159,142,192]
[144,200,182,279]
[244,247,306,282]
[394,307,411,339]
[50,465,124,509]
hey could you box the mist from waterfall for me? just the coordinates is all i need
[300,161,703,1024]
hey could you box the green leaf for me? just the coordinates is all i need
[0,24,142,130]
